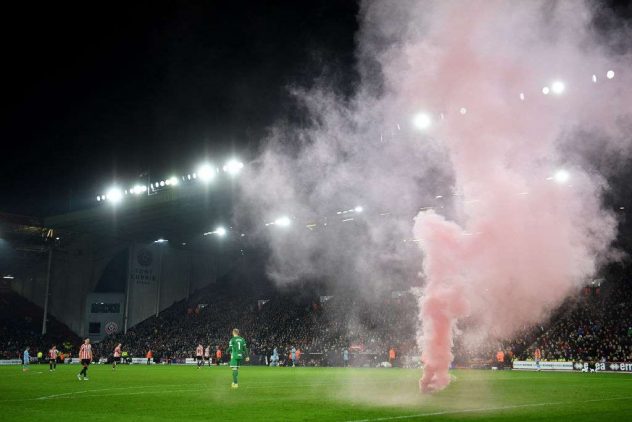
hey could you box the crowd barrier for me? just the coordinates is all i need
[573,362,632,372]
[512,360,574,371]
[513,360,632,372]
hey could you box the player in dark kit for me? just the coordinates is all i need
[228,328,249,388]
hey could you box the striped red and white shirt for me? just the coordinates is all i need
[204,347,210,357]
[196,345,204,357]
[79,344,92,360]
[49,348,58,359]
[114,346,121,358]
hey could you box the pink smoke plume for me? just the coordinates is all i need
[238,0,632,395]
[389,1,632,392]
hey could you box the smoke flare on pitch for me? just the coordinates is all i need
[238,0,632,396]
[404,0,631,392]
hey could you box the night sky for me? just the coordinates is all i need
[0,1,359,217]
[2,1,631,219]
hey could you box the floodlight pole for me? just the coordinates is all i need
[124,243,133,334]
[41,245,53,335]
[155,244,164,317]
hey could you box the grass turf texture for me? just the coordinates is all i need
[1,365,631,421]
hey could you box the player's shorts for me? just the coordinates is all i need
[49,358,56,363]
[114,357,121,363]
[204,356,210,361]
[81,359,91,366]
[230,358,242,368]
[196,356,203,361]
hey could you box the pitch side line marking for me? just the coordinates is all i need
[34,384,198,400]
[344,396,632,422]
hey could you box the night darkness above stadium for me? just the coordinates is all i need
[0,1,359,217]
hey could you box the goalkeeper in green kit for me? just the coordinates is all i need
[228,328,249,388]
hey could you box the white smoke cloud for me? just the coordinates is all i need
[238,0,632,392]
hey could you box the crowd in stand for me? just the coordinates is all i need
[98,289,418,365]
[0,292,80,360]
[2,280,632,367]
[515,284,632,362]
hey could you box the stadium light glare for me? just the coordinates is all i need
[168,177,178,186]
[96,195,101,202]
[215,227,227,237]
[3,275,14,279]
[553,169,570,184]
[274,216,291,227]
[154,238,168,243]
[354,206,363,213]
[159,180,165,187]
[606,70,615,79]
[197,164,217,183]
[551,81,565,95]
[131,185,147,195]
[412,112,432,130]
[542,86,550,95]
[106,187,123,204]
[223,159,244,175]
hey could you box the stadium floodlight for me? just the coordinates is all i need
[412,112,432,130]
[154,238,168,243]
[106,187,123,204]
[159,180,165,187]
[3,275,14,279]
[354,206,363,213]
[542,86,550,95]
[96,195,101,202]
[553,169,570,184]
[197,164,217,183]
[131,184,147,195]
[204,227,227,237]
[223,159,244,175]
[168,177,178,186]
[551,81,565,95]
[274,216,291,227]
[606,70,615,79]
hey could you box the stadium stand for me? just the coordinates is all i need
[0,291,80,360]
[3,277,631,368]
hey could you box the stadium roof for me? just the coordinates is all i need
[43,184,236,245]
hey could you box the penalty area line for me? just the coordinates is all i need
[345,396,632,422]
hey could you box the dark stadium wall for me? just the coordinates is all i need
[8,234,226,338]
[51,237,125,336]
[8,234,122,336]
[125,242,220,331]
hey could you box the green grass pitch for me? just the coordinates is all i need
[1,365,631,421]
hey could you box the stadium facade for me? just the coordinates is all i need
[0,183,241,340]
